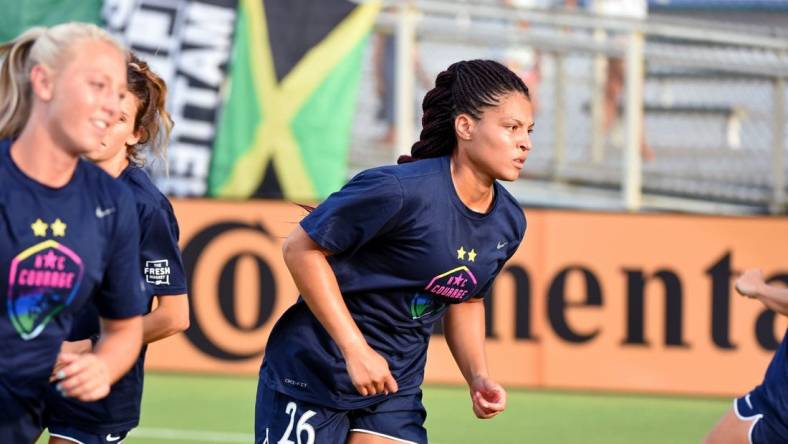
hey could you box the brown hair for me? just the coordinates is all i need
[125,52,173,166]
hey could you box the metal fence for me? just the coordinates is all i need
[348,0,788,214]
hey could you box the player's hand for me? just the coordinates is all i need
[52,352,111,401]
[735,269,765,299]
[50,340,93,382]
[343,344,398,396]
[469,375,507,419]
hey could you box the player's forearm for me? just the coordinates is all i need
[142,294,189,344]
[283,229,367,354]
[61,339,93,355]
[94,316,143,383]
[758,284,788,316]
[443,299,489,385]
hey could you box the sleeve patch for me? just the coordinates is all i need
[144,259,171,285]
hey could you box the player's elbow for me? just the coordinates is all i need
[170,298,190,333]
[155,295,190,335]
[172,306,190,332]
[159,313,189,340]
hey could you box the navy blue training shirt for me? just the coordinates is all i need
[753,328,788,438]
[0,139,145,414]
[46,165,188,433]
[260,155,526,409]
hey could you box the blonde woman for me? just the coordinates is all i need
[0,23,144,442]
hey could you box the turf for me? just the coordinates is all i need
[37,372,730,443]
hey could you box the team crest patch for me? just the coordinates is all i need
[410,293,447,320]
[7,240,84,340]
[424,266,477,302]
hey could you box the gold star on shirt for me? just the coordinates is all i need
[468,249,477,262]
[51,218,67,237]
[31,218,48,237]
[456,246,466,260]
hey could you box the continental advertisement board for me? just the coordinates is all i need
[145,200,788,397]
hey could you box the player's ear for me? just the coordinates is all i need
[126,128,142,147]
[30,64,56,101]
[455,113,475,141]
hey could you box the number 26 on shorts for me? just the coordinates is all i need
[275,401,316,444]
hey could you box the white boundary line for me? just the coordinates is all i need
[129,427,253,443]
[128,427,441,444]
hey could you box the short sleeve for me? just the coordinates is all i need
[300,169,404,255]
[94,185,146,319]
[139,202,188,296]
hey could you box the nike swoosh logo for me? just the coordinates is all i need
[96,207,116,218]
[497,241,508,250]
[106,433,121,442]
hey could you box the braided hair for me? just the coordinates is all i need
[400,59,529,164]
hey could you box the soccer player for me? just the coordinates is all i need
[704,268,788,444]
[0,23,144,443]
[255,59,531,444]
[45,53,189,444]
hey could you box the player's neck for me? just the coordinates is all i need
[10,122,79,188]
[97,152,130,178]
[450,153,495,214]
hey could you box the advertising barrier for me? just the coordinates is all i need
[146,200,788,396]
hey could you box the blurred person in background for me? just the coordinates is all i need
[0,23,144,443]
[570,0,654,160]
[704,268,788,444]
[373,7,432,147]
[502,0,553,116]
[255,59,531,444]
[44,52,189,444]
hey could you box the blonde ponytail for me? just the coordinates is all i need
[0,27,46,139]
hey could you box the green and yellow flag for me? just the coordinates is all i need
[209,0,381,200]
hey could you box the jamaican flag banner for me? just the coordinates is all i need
[209,0,381,200]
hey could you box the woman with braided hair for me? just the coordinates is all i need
[256,59,532,444]
[43,52,189,444]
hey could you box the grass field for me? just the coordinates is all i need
[38,372,730,443]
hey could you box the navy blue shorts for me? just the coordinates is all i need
[255,384,427,444]
[48,423,129,444]
[0,382,44,443]
[735,390,787,444]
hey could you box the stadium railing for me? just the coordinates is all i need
[350,0,788,214]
